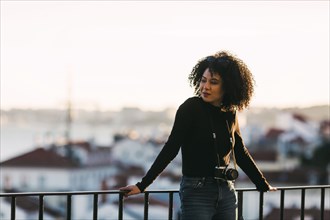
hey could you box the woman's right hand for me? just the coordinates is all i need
[119,185,141,197]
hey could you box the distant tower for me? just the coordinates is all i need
[65,68,73,144]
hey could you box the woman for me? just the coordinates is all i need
[120,50,276,220]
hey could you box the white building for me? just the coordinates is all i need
[0,142,116,191]
[0,141,117,218]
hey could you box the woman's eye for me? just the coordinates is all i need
[201,79,207,83]
[211,80,219,84]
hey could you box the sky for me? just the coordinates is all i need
[1,1,329,111]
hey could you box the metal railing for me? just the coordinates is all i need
[1,185,329,220]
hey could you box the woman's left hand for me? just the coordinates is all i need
[268,185,277,192]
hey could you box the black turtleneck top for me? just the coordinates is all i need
[136,97,270,192]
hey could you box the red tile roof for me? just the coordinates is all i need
[292,113,308,123]
[250,150,278,162]
[265,128,285,139]
[0,148,78,168]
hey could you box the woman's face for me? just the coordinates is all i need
[199,68,224,107]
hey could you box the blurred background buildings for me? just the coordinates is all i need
[0,105,329,219]
[1,1,329,219]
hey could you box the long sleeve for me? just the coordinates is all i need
[233,114,270,192]
[136,99,193,192]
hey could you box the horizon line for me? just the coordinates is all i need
[1,103,329,112]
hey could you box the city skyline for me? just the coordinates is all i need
[1,1,329,111]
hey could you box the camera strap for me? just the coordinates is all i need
[208,109,238,171]
[226,119,238,171]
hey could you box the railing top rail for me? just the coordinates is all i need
[236,185,330,192]
[0,185,329,197]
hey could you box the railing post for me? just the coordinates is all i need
[11,196,16,220]
[67,194,72,220]
[93,194,98,220]
[259,191,264,220]
[320,187,325,220]
[144,192,149,220]
[39,195,44,220]
[168,192,173,220]
[300,188,305,220]
[280,189,285,220]
[118,193,124,220]
[238,191,243,218]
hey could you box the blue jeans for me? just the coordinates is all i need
[179,176,237,220]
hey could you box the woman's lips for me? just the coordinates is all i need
[202,92,210,97]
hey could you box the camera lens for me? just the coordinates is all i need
[226,168,239,180]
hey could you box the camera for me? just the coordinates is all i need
[214,166,239,181]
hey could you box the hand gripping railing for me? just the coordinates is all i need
[1,185,329,220]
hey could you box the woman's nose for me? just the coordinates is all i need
[204,81,210,89]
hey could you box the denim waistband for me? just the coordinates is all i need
[182,176,228,183]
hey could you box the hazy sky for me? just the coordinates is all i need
[1,1,329,111]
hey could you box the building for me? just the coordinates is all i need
[0,141,116,192]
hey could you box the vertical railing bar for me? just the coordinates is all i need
[168,192,173,220]
[67,194,72,220]
[144,192,149,220]
[11,196,16,220]
[320,188,325,220]
[280,189,285,220]
[300,188,305,220]
[118,193,124,220]
[39,195,44,220]
[259,191,264,220]
[238,191,243,218]
[93,194,98,220]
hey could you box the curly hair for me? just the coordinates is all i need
[188,50,255,111]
